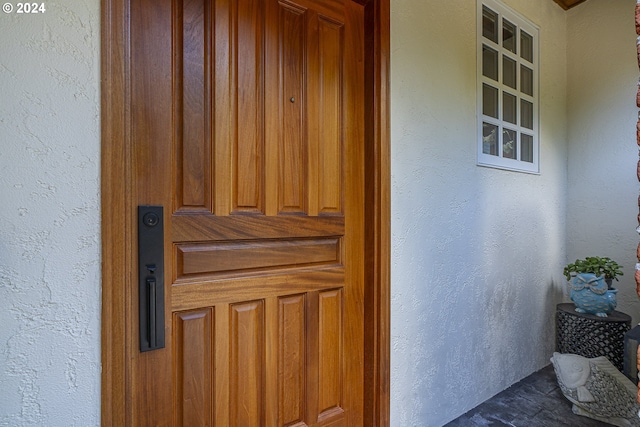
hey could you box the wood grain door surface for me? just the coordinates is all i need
[129,0,366,425]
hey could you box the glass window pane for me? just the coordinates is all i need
[483,6,498,43]
[483,122,498,156]
[503,56,516,89]
[521,134,533,163]
[483,45,498,81]
[503,128,517,159]
[503,93,517,124]
[477,2,538,171]
[503,19,516,53]
[521,100,533,129]
[483,84,498,118]
[521,31,533,62]
[521,65,533,96]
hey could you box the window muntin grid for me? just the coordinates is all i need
[478,0,539,173]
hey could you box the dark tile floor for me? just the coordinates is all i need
[444,364,615,426]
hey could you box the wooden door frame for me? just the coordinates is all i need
[100,0,390,425]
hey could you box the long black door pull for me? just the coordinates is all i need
[138,206,165,352]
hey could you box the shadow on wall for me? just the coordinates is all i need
[477,186,567,383]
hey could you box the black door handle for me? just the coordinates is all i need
[138,206,165,352]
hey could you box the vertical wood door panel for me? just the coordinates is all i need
[128,0,366,425]
[234,0,265,214]
[230,301,265,427]
[279,294,307,426]
[317,17,343,215]
[174,0,212,211]
[317,289,343,421]
[279,2,307,215]
[173,309,214,427]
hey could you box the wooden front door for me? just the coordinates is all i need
[102,0,377,425]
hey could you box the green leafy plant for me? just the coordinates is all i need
[563,256,624,283]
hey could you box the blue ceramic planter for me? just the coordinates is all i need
[569,273,617,317]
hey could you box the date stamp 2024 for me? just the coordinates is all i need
[3,3,46,14]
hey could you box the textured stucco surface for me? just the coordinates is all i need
[391,0,569,425]
[0,1,101,425]
[566,0,640,324]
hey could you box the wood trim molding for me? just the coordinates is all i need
[364,0,390,425]
[101,0,130,424]
[100,0,390,424]
[552,0,588,10]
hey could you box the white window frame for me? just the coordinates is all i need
[477,0,540,174]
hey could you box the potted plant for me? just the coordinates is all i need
[563,257,623,317]
[563,256,623,289]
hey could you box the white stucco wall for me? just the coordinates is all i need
[0,2,101,426]
[391,0,569,425]
[566,0,640,324]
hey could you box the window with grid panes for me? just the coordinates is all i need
[477,0,539,173]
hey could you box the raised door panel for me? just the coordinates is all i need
[233,0,266,214]
[278,294,307,426]
[173,309,214,427]
[230,301,265,427]
[278,2,307,214]
[307,13,344,216]
[316,17,343,215]
[317,289,343,421]
[174,0,212,211]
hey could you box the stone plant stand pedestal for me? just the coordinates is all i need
[555,303,631,372]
